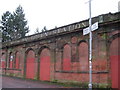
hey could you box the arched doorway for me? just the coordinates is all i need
[110,37,120,88]
[26,50,35,79]
[39,48,50,81]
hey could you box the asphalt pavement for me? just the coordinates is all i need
[2,76,64,88]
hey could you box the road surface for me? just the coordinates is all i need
[2,76,64,88]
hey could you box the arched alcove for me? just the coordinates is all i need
[78,41,88,71]
[9,52,13,69]
[110,37,120,88]
[39,48,51,81]
[1,53,6,68]
[15,52,20,69]
[26,49,35,79]
[63,44,71,71]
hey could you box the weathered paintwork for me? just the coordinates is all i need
[1,12,120,88]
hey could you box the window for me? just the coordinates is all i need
[9,52,13,68]
[15,52,20,69]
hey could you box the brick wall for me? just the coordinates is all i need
[1,12,120,88]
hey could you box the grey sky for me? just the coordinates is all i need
[0,0,119,35]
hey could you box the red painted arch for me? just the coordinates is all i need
[78,42,88,71]
[9,53,13,69]
[1,54,6,68]
[110,37,120,88]
[63,44,71,71]
[15,52,20,69]
[39,48,50,81]
[26,50,35,79]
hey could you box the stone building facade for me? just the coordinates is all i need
[1,12,120,88]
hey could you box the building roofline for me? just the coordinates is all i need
[2,12,120,48]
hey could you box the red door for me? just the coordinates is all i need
[40,48,50,81]
[26,50,35,79]
[1,54,6,68]
[110,37,120,88]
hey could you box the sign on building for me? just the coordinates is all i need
[83,22,98,35]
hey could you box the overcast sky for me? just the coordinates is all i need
[0,0,119,35]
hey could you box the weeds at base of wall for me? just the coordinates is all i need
[4,73,22,79]
[51,79,58,83]
[58,81,88,88]
[98,83,111,88]
[34,76,38,80]
[2,75,112,88]
[51,80,88,88]
[7,73,14,77]
[51,80,111,88]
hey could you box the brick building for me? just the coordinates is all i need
[1,12,120,88]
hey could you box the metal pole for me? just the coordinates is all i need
[88,0,92,89]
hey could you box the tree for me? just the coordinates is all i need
[0,5,29,42]
[54,26,57,29]
[42,26,47,32]
[34,27,40,34]
[0,11,13,42]
[13,5,29,38]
